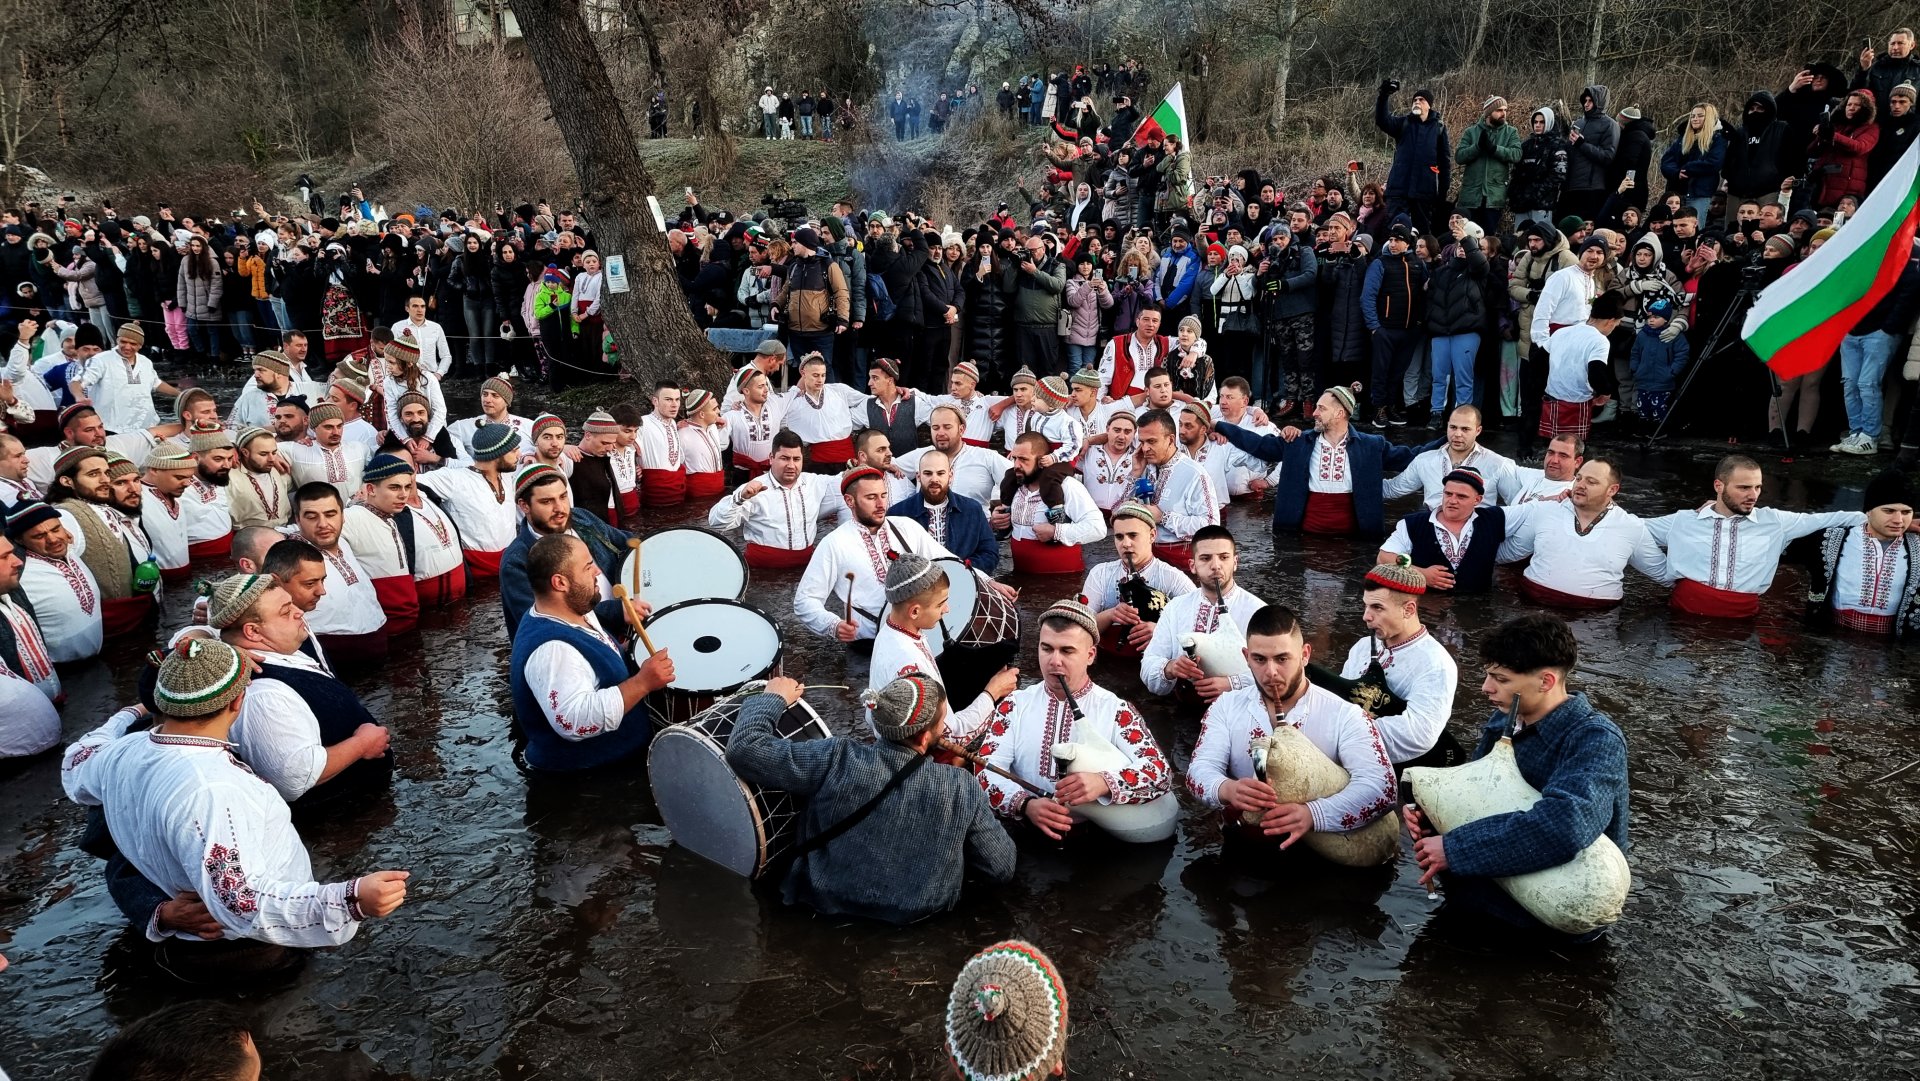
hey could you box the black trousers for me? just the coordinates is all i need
[1013,322,1060,375]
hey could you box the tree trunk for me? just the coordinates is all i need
[1266,0,1298,136]
[510,0,730,393]
[1463,0,1493,69]
[1585,0,1606,86]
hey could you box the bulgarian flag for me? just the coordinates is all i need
[1130,82,1188,146]
[1743,138,1920,379]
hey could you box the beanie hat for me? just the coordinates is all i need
[470,423,518,462]
[793,226,821,250]
[532,413,566,439]
[1576,235,1610,256]
[514,463,566,502]
[481,373,515,405]
[74,323,106,351]
[682,388,713,417]
[331,377,369,404]
[1009,366,1038,388]
[1111,499,1160,530]
[144,444,197,472]
[1068,367,1101,390]
[1205,241,1226,264]
[1646,297,1675,320]
[1037,375,1070,406]
[1863,469,1917,512]
[839,465,884,494]
[951,361,981,385]
[1618,105,1643,120]
[115,322,144,345]
[1764,235,1798,259]
[822,216,848,243]
[884,552,945,607]
[1323,385,1359,418]
[252,350,291,377]
[385,338,421,366]
[188,422,233,454]
[872,356,901,381]
[306,403,343,428]
[363,453,415,483]
[54,444,107,476]
[1809,227,1837,246]
[1894,82,1919,103]
[104,453,138,480]
[394,390,432,416]
[583,410,622,435]
[5,499,59,540]
[862,670,947,743]
[1441,466,1486,495]
[1041,597,1099,641]
[234,426,274,450]
[338,353,372,381]
[542,264,569,287]
[1482,95,1508,114]
[152,638,252,718]
[1411,88,1435,106]
[1557,215,1586,237]
[1364,554,1428,595]
[205,573,277,630]
[1325,211,1356,232]
[174,386,214,420]
[276,395,310,416]
[944,940,1069,1081]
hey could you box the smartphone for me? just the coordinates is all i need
[1093,268,1104,280]
[1626,170,1636,182]
[1127,266,1140,280]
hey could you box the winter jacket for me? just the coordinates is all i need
[1317,245,1372,364]
[1810,95,1880,206]
[46,255,105,309]
[176,261,224,320]
[1509,227,1576,342]
[999,255,1067,326]
[1855,55,1920,129]
[1255,242,1318,322]
[1424,240,1489,336]
[1061,276,1113,345]
[1361,248,1427,332]
[1565,85,1620,194]
[738,265,778,327]
[1156,247,1200,311]
[1207,267,1258,335]
[1156,149,1194,211]
[915,261,961,329]
[878,243,929,325]
[1375,86,1452,200]
[829,240,869,325]
[1609,114,1655,208]
[1510,109,1570,213]
[1617,236,1687,329]
[1629,323,1689,393]
[775,254,849,333]
[1659,128,1727,201]
[1455,115,1523,209]
[1870,103,1920,192]
[1780,65,1846,154]
[1106,274,1157,336]
[1724,92,1792,197]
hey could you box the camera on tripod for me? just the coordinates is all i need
[760,190,809,225]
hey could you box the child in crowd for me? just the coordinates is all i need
[1630,298,1689,425]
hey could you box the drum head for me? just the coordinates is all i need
[620,527,748,609]
[648,726,766,878]
[645,600,782,695]
[931,557,979,654]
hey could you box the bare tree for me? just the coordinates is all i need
[511,0,730,391]
[1267,0,1302,135]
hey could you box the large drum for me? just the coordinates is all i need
[915,558,1021,709]
[642,599,783,727]
[649,686,831,878]
[619,527,748,611]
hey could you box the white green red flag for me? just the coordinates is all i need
[1130,82,1188,146]
[1742,137,1920,379]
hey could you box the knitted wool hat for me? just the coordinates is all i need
[1069,367,1101,390]
[394,390,432,416]
[481,373,514,404]
[872,356,902,381]
[59,403,97,429]
[54,444,106,476]
[144,444,197,472]
[174,386,215,420]
[5,499,59,540]
[514,463,565,501]
[470,423,518,462]
[1364,554,1428,595]
[1646,297,1676,321]
[385,338,421,365]
[583,410,621,435]
[1556,215,1586,238]
[951,361,981,385]
[1323,385,1359,418]
[532,413,566,437]
[364,453,415,482]
[153,637,252,718]
[1895,82,1919,103]
[252,350,291,377]
[306,404,344,428]
[1037,375,1070,406]
[338,355,370,382]
[205,572,277,630]
[1009,366,1038,388]
[188,423,233,454]
[1483,95,1508,113]
[1764,235,1798,259]
[331,377,369,404]
[944,940,1068,1081]
[235,426,274,451]
[1041,597,1099,641]
[1864,469,1917,512]
[1111,499,1160,530]
[115,322,144,345]
[863,669,947,743]
[682,388,713,416]
[1442,466,1485,495]
[884,551,945,606]
[839,465,884,494]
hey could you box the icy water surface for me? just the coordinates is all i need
[3,373,1918,1078]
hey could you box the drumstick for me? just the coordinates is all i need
[843,572,857,626]
[627,536,643,599]
[937,740,1052,798]
[613,585,658,656]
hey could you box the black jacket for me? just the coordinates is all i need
[1610,116,1656,208]
[1511,126,1570,213]
[1424,241,1489,336]
[1724,91,1792,196]
[1316,246,1372,364]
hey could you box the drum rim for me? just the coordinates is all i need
[930,555,980,643]
[628,524,751,601]
[647,724,773,876]
[643,597,785,696]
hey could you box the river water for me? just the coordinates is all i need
[2,373,1917,1078]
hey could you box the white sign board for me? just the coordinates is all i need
[646,195,666,233]
[605,254,630,294]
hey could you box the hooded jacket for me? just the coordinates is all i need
[1854,53,1920,128]
[1617,234,1686,329]
[1510,108,1570,213]
[1565,85,1620,193]
[1375,86,1452,200]
[1456,106,1524,209]
[1724,91,1792,196]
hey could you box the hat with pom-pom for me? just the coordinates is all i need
[481,373,514,405]
[153,637,252,718]
[682,388,713,416]
[187,422,233,454]
[1040,597,1099,641]
[204,572,277,630]
[862,669,948,743]
[884,551,944,606]
[1037,375,1070,406]
[1364,554,1427,595]
[330,377,369,404]
[514,463,566,501]
[104,452,138,480]
[143,444,197,472]
[944,939,1068,1081]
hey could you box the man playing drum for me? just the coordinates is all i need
[706,429,841,570]
[870,554,1018,745]
[507,534,674,771]
[725,672,1016,925]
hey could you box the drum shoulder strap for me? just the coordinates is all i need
[786,752,929,863]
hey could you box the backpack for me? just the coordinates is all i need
[866,271,897,322]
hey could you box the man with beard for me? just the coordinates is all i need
[340,455,465,636]
[1380,468,1506,593]
[1129,407,1218,568]
[507,534,674,771]
[50,446,156,638]
[1081,500,1195,658]
[281,403,373,502]
[447,374,534,459]
[1141,524,1266,701]
[890,448,998,573]
[270,397,313,446]
[895,404,1011,507]
[1644,455,1866,620]
[1326,558,1464,772]
[524,413,574,478]
[383,391,457,470]
[25,403,165,492]
[182,422,236,561]
[720,368,786,479]
[166,387,223,452]
[138,445,198,584]
[499,465,639,639]
[288,482,388,667]
[795,468,970,643]
[834,429,914,526]
[1187,603,1396,852]
[417,423,521,578]
[225,427,292,529]
[1213,387,1427,538]
[7,499,103,663]
[325,378,383,448]
[1497,456,1670,608]
[993,431,1105,573]
[1079,411,1139,511]
[230,350,321,430]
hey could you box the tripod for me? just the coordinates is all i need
[1648,278,1766,444]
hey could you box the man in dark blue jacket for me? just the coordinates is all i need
[892,448,999,572]
[500,463,641,638]
[1375,81,1451,237]
[1213,385,1432,537]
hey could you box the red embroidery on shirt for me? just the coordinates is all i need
[204,843,260,915]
